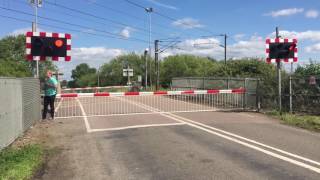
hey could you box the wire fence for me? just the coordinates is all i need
[171,77,259,110]
[172,76,320,114]
[0,77,40,149]
[261,75,320,114]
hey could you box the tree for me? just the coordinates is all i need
[71,63,97,87]
[160,55,223,87]
[295,62,320,76]
[0,35,57,78]
[99,53,147,86]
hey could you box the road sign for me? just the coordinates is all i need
[123,69,133,77]
[266,38,298,63]
[138,75,142,82]
[26,32,71,61]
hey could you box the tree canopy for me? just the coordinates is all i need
[0,35,57,78]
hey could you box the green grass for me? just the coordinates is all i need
[267,111,320,132]
[0,144,44,180]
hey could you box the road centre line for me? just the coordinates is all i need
[120,98,320,174]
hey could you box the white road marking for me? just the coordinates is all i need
[76,98,92,133]
[54,98,63,113]
[169,114,320,174]
[121,98,320,174]
[90,123,186,132]
[168,113,320,167]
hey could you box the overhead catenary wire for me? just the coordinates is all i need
[0,6,149,43]
[158,40,182,53]
[82,0,183,38]
[122,0,201,38]
[0,14,149,44]
[123,0,218,36]
[11,0,152,37]
[42,0,169,37]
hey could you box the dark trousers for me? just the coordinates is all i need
[42,95,56,119]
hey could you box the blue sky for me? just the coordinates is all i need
[1,0,320,79]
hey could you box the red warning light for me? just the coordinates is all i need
[55,39,64,48]
[289,43,296,51]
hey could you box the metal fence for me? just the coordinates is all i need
[279,75,319,114]
[0,78,40,149]
[172,76,320,114]
[171,77,259,110]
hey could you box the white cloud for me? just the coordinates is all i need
[159,36,265,60]
[305,10,319,18]
[146,0,177,10]
[172,18,204,29]
[305,43,320,53]
[265,8,304,17]
[8,27,45,36]
[233,34,246,41]
[119,27,134,39]
[54,47,126,80]
[228,36,265,59]
[268,30,320,41]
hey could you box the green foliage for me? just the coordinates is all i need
[295,62,320,76]
[77,73,97,87]
[160,55,223,86]
[98,53,148,86]
[0,35,57,78]
[225,58,277,78]
[71,63,97,87]
[268,112,320,132]
[160,55,277,88]
[0,144,44,180]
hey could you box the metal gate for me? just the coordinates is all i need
[55,88,246,118]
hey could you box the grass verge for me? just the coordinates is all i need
[267,111,320,132]
[0,144,44,180]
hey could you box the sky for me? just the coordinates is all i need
[0,0,320,79]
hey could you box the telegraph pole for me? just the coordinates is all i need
[224,34,227,65]
[276,27,282,113]
[155,40,159,90]
[145,7,153,88]
[144,49,148,88]
[30,0,42,78]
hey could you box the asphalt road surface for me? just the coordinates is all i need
[35,96,320,180]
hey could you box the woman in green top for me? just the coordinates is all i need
[42,70,58,120]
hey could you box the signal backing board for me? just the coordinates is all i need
[266,38,298,63]
[26,32,71,61]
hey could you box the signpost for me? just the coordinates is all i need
[123,68,133,86]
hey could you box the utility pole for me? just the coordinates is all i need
[276,27,282,113]
[289,62,293,113]
[224,34,227,65]
[144,49,148,89]
[155,40,159,90]
[97,69,100,87]
[30,0,42,78]
[145,7,153,88]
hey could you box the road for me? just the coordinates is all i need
[34,96,320,180]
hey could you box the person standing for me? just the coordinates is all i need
[42,70,58,120]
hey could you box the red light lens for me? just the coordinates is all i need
[55,39,64,47]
